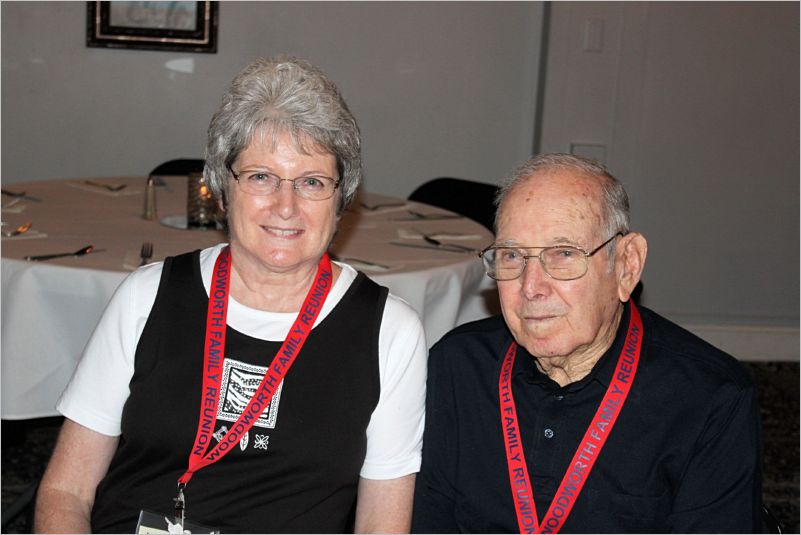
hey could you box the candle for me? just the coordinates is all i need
[187,173,217,229]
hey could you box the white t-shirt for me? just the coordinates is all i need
[58,244,427,480]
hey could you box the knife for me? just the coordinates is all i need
[389,241,476,254]
[25,245,103,261]
[2,189,42,203]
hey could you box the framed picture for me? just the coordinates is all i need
[87,1,218,53]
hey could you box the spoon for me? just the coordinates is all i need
[25,245,97,262]
[2,222,32,237]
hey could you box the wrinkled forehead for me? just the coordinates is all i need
[498,170,605,241]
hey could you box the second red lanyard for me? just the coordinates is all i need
[499,303,643,533]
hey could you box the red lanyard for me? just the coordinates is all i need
[178,246,333,486]
[499,302,643,534]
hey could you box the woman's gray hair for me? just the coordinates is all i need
[204,56,361,215]
[495,153,630,242]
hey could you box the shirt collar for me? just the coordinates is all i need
[516,301,633,392]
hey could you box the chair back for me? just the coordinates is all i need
[148,158,205,177]
[408,177,499,232]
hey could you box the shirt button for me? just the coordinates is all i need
[544,428,554,439]
[555,395,564,401]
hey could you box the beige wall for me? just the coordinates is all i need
[2,1,797,358]
[1,1,544,197]
[539,1,798,359]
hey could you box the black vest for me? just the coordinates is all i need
[92,250,386,533]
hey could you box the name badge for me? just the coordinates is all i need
[136,510,220,534]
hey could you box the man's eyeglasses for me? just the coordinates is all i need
[479,233,624,281]
[230,169,339,201]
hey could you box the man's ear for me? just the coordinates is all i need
[616,232,648,302]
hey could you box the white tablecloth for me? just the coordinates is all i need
[1,177,498,419]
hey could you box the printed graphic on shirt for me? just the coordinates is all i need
[254,435,270,450]
[216,357,284,429]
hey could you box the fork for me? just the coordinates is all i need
[139,242,153,266]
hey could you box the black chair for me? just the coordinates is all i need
[408,177,499,232]
[148,158,205,177]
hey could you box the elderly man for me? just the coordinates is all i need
[411,153,761,533]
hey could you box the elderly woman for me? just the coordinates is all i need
[34,57,426,533]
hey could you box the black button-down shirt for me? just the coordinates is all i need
[412,302,762,533]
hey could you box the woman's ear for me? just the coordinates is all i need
[616,232,648,302]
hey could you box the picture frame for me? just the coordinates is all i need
[86,1,218,53]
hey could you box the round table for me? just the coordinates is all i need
[1,176,497,419]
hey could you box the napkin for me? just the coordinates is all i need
[65,181,141,197]
[1,200,27,213]
[1,230,47,240]
[397,228,483,241]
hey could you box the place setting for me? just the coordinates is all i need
[356,200,410,215]
[65,178,140,197]
[388,227,484,254]
[2,189,41,213]
[343,191,407,214]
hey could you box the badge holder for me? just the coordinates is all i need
[135,510,220,534]
[136,485,219,534]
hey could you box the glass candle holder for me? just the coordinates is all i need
[186,173,217,229]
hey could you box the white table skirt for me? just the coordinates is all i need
[1,177,498,419]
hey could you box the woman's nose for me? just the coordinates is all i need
[274,180,299,217]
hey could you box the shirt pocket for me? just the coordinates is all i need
[582,487,671,533]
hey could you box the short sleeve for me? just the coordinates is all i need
[56,262,163,436]
[360,294,427,479]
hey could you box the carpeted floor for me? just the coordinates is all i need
[2,362,798,533]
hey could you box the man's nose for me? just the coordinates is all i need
[520,257,553,299]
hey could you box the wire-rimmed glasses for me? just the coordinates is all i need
[230,168,339,201]
[479,233,624,281]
